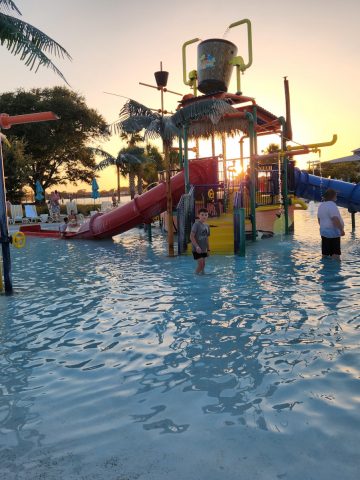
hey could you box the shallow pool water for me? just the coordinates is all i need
[1,208,359,479]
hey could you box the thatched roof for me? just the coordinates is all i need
[187,114,250,139]
[178,92,281,139]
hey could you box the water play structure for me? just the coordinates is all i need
[3,19,360,292]
[44,19,359,250]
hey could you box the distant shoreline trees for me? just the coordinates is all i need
[0,87,108,202]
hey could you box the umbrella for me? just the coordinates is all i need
[35,180,44,201]
[91,178,100,204]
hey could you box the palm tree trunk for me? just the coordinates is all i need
[137,166,143,195]
[164,143,174,257]
[116,165,121,202]
[129,172,136,199]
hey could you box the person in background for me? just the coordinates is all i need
[68,209,78,226]
[190,208,210,275]
[317,188,345,260]
[59,217,68,236]
[6,200,12,224]
[112,193,117,207]
[50,190,61,222]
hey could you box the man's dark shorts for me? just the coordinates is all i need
[192,252,208,260]
[321,236,341,256]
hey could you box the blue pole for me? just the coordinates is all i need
[0,138,13,293]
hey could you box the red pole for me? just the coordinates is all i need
[0,112,59,129]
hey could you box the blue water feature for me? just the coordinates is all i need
[295,168,360,212]
[0,208,359,479]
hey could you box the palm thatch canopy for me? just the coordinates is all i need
[113,98,240,146]
[178,93,281,140]
[186,114,250,139]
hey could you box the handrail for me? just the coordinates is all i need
[182,38,200,94]
[227,19,253,70]
[287,134,337,151]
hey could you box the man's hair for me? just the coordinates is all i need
[198,208,208,214]
[323,188,337,201]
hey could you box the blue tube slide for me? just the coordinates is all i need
[294,168,360,213]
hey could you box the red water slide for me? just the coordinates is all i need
[66,157,218,240]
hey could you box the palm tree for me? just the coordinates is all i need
[0,1,71,82]
[113,98,236,255]
[119,132,146,196]
[94,147,150,200]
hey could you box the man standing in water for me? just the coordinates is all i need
[190,208,210,274]
[317,188,345,260]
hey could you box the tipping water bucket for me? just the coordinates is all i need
[197,39,237,94]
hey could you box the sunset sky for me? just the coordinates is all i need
[1,0,359,191]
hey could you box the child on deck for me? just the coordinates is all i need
[190,208,210,275]
[59,217,69,236]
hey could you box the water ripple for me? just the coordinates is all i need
[1,212,360,478]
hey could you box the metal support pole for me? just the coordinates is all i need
[221,133,228,185]
[351,211,356,231]
[211,133,216,157]
[147,222,152,242]
[164,143,174,256]
[178,135,183,167]
[183,124,190,194]
[246,113,257,241]
[239,137,244,177]
[234,207,246,256]
[0,138,12,293]
[279,117,290,234]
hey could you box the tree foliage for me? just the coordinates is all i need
[0,87,109,198]
[2,136,31,202]
[311,161,360,183]
[0,0,71,82]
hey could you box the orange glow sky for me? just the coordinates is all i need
[1,0,359,191]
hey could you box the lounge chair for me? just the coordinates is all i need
[10,204,24,223]
[66,201,78,215]
[24,204,41,223]
[100,201,112,213]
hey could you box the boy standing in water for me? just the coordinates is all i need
[190,208,210,274]
[317,188,345,260]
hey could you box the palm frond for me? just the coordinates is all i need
[124,146,145,156]
[172,99,236,127]
[0,1,21,15]
[159,116,180,144]
[119,153,144,165]
[0,13,71,83]
[96,157,117,170]
[119,99,158,121]
[112,116,153,135]
[91,147,116,169]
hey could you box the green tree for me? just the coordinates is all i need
[94,146,152,200]
[311,161,360,183]
[2,136,30,203]
[0,87,109,200]
[0,0,71,82]
[120,132,146,197]
[263,143,280,154]
[143,144,164,189]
